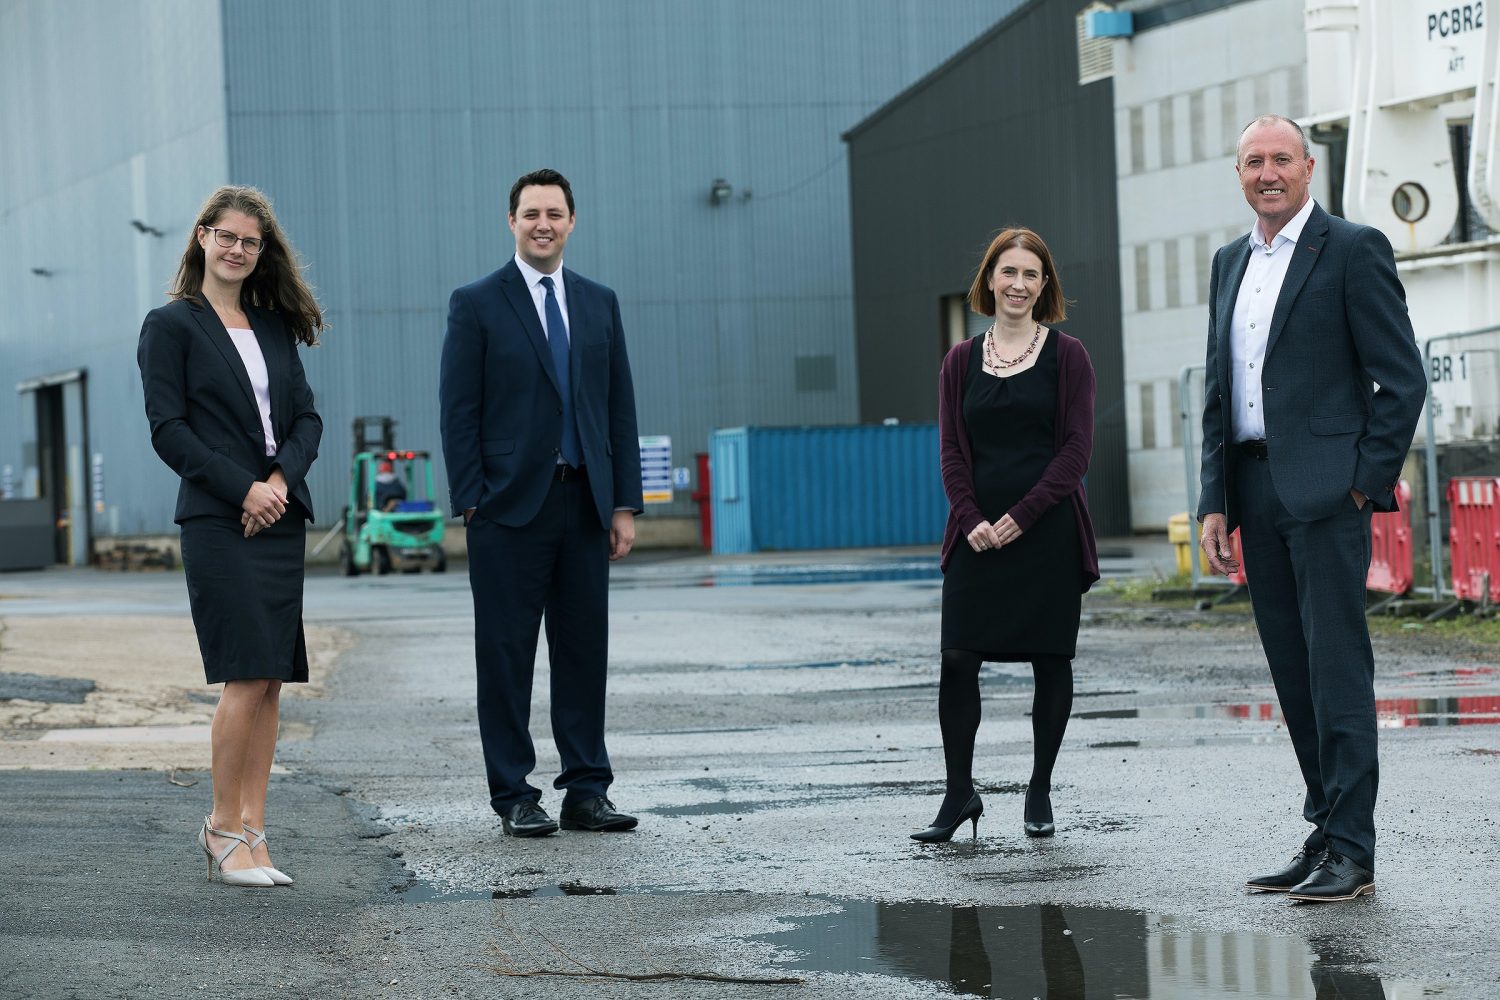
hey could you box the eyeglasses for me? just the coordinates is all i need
[202,226,264,255]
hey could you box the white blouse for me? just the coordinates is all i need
[225,328,277,457]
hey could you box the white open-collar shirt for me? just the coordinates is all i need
[1230,196,1317,443]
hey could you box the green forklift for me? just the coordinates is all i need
[338,416,447,576]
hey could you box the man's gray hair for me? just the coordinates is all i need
[1237,114,1311,162]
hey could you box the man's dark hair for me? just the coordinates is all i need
[509,168,575,217]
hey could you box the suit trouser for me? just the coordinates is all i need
[466,475,612,813]
[1234,451,1379,872]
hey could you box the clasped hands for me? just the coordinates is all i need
[241,471,289,538]
[967,514,1022,553]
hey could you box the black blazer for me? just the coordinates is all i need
[1197,204,1425,530]
[439,259,643,529]
[138,297,322,524]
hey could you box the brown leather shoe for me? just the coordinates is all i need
[1246,845,1320,892]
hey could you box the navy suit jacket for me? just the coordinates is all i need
[1198,204,1425,530]
[439,259,643,529]
[138,297,322,523]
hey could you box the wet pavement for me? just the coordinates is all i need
[2,542,1498,998]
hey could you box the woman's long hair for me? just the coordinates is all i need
[170,186,325,346]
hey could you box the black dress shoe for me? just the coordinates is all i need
[1023,787,1054,838]
[910,792,983,843]
[501,799,559,838]
[1246,845,1320,892]
[1287,850,1375,903]
[559,796,638,832]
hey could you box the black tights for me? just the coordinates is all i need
[934,648,1074,825]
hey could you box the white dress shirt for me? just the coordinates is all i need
[225,327,277,457]
[514,253,570,344]
[1230,197,1317,442]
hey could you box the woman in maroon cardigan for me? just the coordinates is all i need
[912,228,1100,843]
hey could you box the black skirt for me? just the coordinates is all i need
[941,333,1083,661]
[179,511,309,684]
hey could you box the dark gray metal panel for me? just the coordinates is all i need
[847,0,1132,535]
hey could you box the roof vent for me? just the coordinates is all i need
[1077,2,1120,85]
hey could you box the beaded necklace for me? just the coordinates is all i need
[983,322,1042,370]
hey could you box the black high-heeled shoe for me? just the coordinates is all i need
[910,792,984,843]
[1024,789,1055,838]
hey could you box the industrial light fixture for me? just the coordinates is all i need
[130,219,166,237]
[709,178,733,205]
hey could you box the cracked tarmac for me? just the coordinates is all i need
[1,547,1497,998]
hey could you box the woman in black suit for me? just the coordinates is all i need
[138,186,324,887]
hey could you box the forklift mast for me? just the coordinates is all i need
[353,415,396,456]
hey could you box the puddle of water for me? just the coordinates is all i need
[1084,734,1286,749]
[652,799,794,818]
[1074,694,1500,727]
[758,899,1442,998]
[614,562,943,589]
[733,657,895,671]
[635,727,771,736]
[397,881,652,903]
[1398,665,1497,681]
[656,779,1032,818]
[692,564,942,587]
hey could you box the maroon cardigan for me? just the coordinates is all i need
[938,330,1100,590]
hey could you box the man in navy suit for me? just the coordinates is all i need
[1198,116,1425,902]
[440,168,644,838]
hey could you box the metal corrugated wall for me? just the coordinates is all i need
[3,0,1031,537]
[845,0,1132,536]
[215,0,1013,529]
[0,1,228,538]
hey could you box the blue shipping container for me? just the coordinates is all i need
[709,425,948,554]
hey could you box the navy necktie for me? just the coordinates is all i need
[539,275,582,468]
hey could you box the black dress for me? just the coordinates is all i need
[940,332,1083,660]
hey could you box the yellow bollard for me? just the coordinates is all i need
[1167,512,1211,575]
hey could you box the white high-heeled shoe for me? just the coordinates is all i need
[242,821,294,886]
[198,818,274,887]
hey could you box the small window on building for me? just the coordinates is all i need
[1140,382,1157,450]
[1170,378,1183,448]
[1189,90,1206,163]
[1194,234,1211,305]
[1164,239,1181,309]
[1134,244,1151,313]
[794,354,836,392]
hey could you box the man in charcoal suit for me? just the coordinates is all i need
[1198,115,1425,902]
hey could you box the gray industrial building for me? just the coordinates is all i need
[845,0,1130,535]
[1,0,1022,563]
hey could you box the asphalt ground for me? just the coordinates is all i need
[2,545,1498,999]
